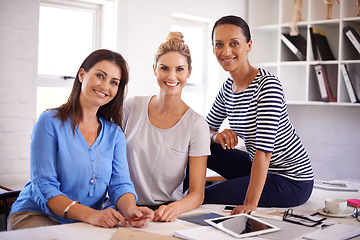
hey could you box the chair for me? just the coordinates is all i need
[0,186,21,230]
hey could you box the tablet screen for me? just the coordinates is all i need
[178,212,224,226]
[205,214,281,238]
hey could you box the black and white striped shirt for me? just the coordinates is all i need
[206,68,314,181]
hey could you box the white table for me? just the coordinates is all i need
[1,180,359,240]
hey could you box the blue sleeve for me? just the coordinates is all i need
[108,127,137,206]
[30,111,66,215]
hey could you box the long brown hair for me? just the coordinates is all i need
[53,49,129,133]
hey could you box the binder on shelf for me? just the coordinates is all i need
[340,64,360,103]
[343,26,360,54]
[314,64,337,102]
[281,33,307,61]
[309,27,319,60]
[309,27,336,61]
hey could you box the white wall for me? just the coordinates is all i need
[0,0,39,190]
[288,105,360,182]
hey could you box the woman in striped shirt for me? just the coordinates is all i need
[204,15,314,215]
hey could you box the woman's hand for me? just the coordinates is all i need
[230,203,257,215]
[87,208,126,228]
[123,206,154,228]
[153,204,180,222]
[230,151,271,216]
[213,128,238,149]
[115,193,153,228]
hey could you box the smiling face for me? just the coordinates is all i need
[78,60,121,110]
[213,24,252,74]
[153,51,191,97]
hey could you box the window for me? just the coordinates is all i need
[171,16,211,116]
[37,0,116,117]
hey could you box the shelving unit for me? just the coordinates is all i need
[248,0,360,105]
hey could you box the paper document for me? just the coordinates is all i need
[300,223,360,240]
[314,179,358,192]
[173,226,238,240]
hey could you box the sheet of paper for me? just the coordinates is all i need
[314,179,359,192]
[110,227,178,240]
[299,223,360,240]
[174,226,238,240]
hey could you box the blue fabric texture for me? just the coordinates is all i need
[10,110,137,224]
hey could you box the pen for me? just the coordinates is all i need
[322,181,347,187]
[125,216,151,222]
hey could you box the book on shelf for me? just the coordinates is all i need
[343,25,360,54]
[281,33,307,61]
[314,64,337,102]
[309,27,336,61]
[340,64,360,103]
[309,27,319,60]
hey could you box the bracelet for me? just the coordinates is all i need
[211,133,218,143]
[63,201,79,219]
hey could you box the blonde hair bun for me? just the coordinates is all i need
[166,31,185,43]
[154,31,191,69]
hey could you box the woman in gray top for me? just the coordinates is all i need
[123,32,210,222]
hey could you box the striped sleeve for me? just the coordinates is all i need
[256,78,284,153]
[206,82,228,131]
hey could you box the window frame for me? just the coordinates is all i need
[38,0,112,88]
[171,14,215,116]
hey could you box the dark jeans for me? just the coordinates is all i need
[203,143,313,207]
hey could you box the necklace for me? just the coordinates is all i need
[234,64,253,113]
[77,127,98,197]
[232,64,252,93]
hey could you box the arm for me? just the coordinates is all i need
[116,193,154,228]
[231,150,271,215]
[206,82,230,148]
[231,76,282,214]
[47,195,126,228]
[153,155,207,222]
[30,112,70,216]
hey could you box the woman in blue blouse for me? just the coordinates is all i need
[8,49,153,230]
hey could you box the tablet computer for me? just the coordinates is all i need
[204,214,281,238]
[178,212,224,226]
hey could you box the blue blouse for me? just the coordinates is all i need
[10,110,137,224]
